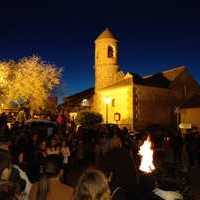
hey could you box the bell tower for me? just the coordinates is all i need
[94,28,120,90]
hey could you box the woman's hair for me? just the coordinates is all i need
[44,155,62,178]
[0,179,25,200]
[0,150,11,180]
[74,169,111,200]
[36,155,62,200]
[0,181,15,200]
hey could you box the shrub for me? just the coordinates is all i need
[75,111,102,128]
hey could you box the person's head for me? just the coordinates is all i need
[11,149,25,166]
[0,149,12,181]
[36,155,62,200]
[74,169,111,200]
[31,133,38,143]
[0,149,26,190]
[43,155,62,178]
[39,141,47,150]
[0,139,10,151]
[0,181,15,200]
[110,133,122,149]
[0,179,26,200]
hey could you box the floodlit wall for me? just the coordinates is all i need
[97,85,133,129]
[180,108,200,128]
[134,85,172,129]
[95,36,120,90]
[170,70,200,104]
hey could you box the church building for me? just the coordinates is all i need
[64,28,200,130]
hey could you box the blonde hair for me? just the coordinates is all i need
[74,169,111,200]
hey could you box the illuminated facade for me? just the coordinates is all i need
[180,95,200,130]
[93,28,132,127]
[64,28,200,130]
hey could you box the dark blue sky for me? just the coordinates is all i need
[0,0,200,102]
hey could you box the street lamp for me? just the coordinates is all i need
[104,97,112,124]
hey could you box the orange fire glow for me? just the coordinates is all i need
[138,136,155,173]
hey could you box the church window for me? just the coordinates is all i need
[108,46,114,58]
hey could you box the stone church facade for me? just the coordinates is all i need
[64,28,200,130]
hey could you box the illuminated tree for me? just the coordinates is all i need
[0,56,61,111]
[0,61,14,105]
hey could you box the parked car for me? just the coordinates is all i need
[24,119,57,138]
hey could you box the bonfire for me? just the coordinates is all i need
[138,136,155,173]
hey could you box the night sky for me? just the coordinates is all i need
[1,0,200,102]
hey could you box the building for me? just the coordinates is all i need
[179,95,200,130]
[63,88,94,119]
[64,28,200,130]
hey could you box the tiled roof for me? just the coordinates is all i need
[63,66,189,105]
[95,28,117,41]
[162,65,187,81]
[64,88,94,106]
[142,73,171,88]
[99,77,133,91]
[99,66,188,90]
[141,65,187,88]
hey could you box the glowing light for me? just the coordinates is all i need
[81,99,89,106]
[104,96,112,104]
[138,136,155,173]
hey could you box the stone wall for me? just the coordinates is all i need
[180,107,200,129]
[133,70,200,130]
[95,64,120,90]
[170,70,200,105]
[134,85,173,129]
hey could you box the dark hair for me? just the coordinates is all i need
[0,179,25,200]
[37,155,62,200]
[0,149,11,180]
[0,181,15,200]
[44,155,62,178]
[11,148,25,166]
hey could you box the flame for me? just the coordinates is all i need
[138,136,155,173]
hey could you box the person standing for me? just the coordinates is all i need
[74,169,111,200]
[16,108,26,126]
[29,155,74,200]
[98,132,138,200]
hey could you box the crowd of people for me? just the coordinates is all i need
[0,110,200,200]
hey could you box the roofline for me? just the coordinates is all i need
[65,88,94,99]
[143,65,187,79]
[95,28,118,42]
[98,77,133,91]
[162,65,187,74]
